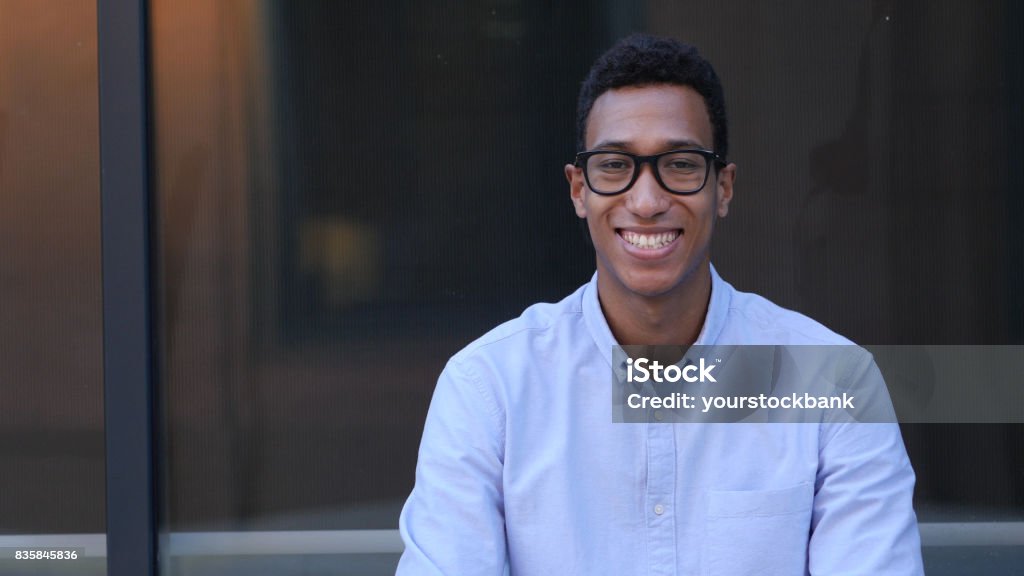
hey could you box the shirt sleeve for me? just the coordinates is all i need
[396,358,508,576]
[809,352,925,575]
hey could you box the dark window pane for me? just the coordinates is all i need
[0,1,106,573]
[152,1,1024,574]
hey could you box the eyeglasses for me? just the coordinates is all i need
[574,148,726,195]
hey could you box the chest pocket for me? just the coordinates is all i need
[703,483,814,576]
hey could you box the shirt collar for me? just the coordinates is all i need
[583,263,733,368]
[696,263,731,346]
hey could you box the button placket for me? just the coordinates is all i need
[645,422,677,575]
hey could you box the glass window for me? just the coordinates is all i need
[152,2,1024,574]
[0,1,106,574]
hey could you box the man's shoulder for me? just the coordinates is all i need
[450,283,588,364]
[723,281,853,345]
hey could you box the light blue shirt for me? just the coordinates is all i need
[397,266,924,575]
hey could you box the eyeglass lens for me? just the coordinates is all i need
[585,152,708,194]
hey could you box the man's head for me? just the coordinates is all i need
[575,34,729,161]
[565,35,736,308]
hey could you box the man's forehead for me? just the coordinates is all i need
[586,84,713,150]
[590,138,707,151]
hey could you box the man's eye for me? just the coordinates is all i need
[598,161,630,170]
[667,161,698,170]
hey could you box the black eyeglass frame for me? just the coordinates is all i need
[574,148,727,196]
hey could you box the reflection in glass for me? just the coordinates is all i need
[151,1,1023,574]
[0,1,106,573]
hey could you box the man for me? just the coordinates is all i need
[397,34,923,575]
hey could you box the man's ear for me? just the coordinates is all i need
[565,163,588,218]
[715,162,736,218]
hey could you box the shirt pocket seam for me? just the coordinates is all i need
[706,482,813,519]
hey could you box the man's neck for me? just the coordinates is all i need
[597,262,713,346]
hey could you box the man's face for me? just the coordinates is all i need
[565,84,735,301]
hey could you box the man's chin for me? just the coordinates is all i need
[618,274,686,299]
[608,262,709,300]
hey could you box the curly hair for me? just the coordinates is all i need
[575,34,729,161]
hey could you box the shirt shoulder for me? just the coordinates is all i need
[723,284,854,345]
[450,283,587,365]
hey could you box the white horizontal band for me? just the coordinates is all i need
[1,523,1021,557]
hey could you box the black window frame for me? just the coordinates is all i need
[99,0,157,575]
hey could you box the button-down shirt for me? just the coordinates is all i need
[397,266,924,575]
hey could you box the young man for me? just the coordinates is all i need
[397,35,923,575]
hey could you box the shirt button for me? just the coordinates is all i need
[654,410,664,421]
[654,504,665,515]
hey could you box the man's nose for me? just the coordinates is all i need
[625,163,670,218]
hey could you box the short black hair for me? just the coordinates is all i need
[575,34,729,160]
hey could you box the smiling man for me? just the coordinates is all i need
[569,82,732,348]
[397,35,923,575]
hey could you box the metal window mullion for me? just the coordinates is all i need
[98,1,156,575]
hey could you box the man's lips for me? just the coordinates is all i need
[616,228,683,251]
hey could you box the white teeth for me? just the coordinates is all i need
[620,230,680,249]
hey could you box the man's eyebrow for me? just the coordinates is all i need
[590,140,630,150]
[664,139,706,149]
[589,139,708,151]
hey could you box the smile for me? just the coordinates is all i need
[618,229,682,250]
